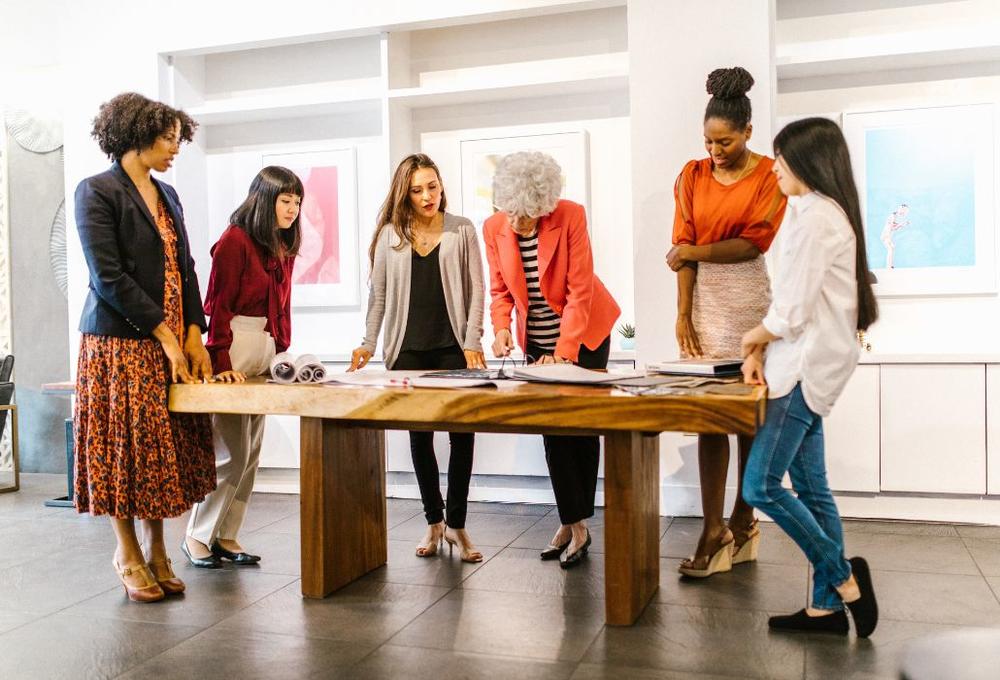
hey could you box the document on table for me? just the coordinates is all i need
[320,370,496,388]
[508,364,645,384]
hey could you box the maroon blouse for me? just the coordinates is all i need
[204,225,294,373]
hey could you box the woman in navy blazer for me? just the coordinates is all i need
[74,92,219,603]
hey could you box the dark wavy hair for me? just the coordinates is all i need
[91,92,197,161]
[773,118,879,331]
[369,153,447,269]
[229,166,304,259]
[704,67,754,130]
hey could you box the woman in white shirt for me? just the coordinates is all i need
[739,117,880,637]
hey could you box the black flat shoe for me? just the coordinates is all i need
[540,539,571,561]
[180,539,221,569]
[846,556,878,638]
[559,530,592,570]
[768,608,849,635]
[211,542,261,565]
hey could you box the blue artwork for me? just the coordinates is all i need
[864,125,976,270]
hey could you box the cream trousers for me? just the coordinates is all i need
[187,316,275,545]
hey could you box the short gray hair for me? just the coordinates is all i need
[491,151,562,218]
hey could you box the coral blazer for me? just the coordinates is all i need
[483,200,620,362]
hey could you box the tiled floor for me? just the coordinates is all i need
[2,473,999,679]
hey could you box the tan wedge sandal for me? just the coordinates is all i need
[731,519,761,565]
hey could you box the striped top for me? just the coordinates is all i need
[518,233,560,352]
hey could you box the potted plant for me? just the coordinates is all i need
[617,322,635,350]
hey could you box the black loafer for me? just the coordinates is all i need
[559,530,592,570]
[180,539,221,569]
[768,608,849,635]
[211,542,261,565]
[846,556,878,638]
[540,539,571,561]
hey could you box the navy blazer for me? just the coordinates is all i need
[75,163,207,339]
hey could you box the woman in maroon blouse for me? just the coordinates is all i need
[182,166,302,567]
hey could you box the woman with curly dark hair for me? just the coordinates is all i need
[665,67,787,578]
[74,92,216,602]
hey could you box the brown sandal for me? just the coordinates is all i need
[113,560,165,603]
[147,557,186,595]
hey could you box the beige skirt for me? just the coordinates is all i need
[689,257,771,359]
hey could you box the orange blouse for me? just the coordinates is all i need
[672,156,787,253]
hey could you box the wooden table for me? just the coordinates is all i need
[170,378,766,625]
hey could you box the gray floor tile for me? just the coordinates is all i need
[661,518,807,566]
[460,547,605,599]
[799,620,992,680]
[871,569,1000,626]
[389,511,540,547]
[963,538,1000,576]
[0,611,201,680]
[239,492,300,533]
[956,524,1000,539]
[0,609,39,635]
[467,500,554,516]
[843,532,980,576]
[511,512,672,555]
[118,625,372,680]
[584,603,805,680]
[214,579,450,645]
[391,589,606,662]
[989,576,1000,603]
[352,644,576,680]
[388,497,425,528]
[367,539,499,587]
[63,568,296,628]
[237,529,302,576]
[253,512,300,534]
[842,519,959,537]
[658,560,809,613]
[0,544,121,616]
[571,663,743,680]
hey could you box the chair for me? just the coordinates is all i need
[0,354,17,493]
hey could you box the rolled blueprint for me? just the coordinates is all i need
[294,354,325,383]
[269,352,297,384]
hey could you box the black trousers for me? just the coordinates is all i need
[526,336,611,525]
[392,345,474,528]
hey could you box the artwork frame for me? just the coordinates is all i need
[843,104,996,297]
[459,131,590,232]
[261,147,360,308]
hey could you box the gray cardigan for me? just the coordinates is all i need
[362,213,485,368]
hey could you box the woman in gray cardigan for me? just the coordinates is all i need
[350,153,486,562]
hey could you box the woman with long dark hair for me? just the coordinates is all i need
[740,117,879,637]
[667,67,787,577]
[349,153,486,562]
[183,166,302,568]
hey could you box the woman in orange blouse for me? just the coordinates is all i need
[666,67,787,578]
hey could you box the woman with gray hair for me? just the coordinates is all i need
[483,151,620,569]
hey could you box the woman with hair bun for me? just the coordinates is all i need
[666,67,788,578]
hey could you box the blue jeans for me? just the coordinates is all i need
[742,384,852,610]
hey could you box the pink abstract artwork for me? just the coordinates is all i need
[292,165,341,285]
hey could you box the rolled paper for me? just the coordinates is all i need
[294,354,324,383]
[270,352,297,383]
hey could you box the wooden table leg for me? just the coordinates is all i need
[299,417,387,598]
[603,431,660,625]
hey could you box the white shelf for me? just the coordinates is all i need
[186,78,384,125]
[388,52,628,108]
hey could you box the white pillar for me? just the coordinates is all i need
[628,0,776,515]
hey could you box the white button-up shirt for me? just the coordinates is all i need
[763,191,860,416]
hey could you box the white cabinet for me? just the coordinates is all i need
[880,364,986,494]
[987,366,1000,495]
[824,365,880,493]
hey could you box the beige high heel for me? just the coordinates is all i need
[731,519,761,565]
[415,522,445,558]
[678,536,735,578]
[444,527,484,563]
[113,559,165,603]
[147,557,186,595]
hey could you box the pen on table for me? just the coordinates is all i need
[387,378,411,387]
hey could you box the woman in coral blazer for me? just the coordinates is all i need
[483,151,620,570]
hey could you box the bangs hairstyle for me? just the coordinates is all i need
[369,153,447,269]
[491,151,562,218]
[91,92,197,161]
[704,67,754,131]
[773,117,879,331]
[229,166,303,259]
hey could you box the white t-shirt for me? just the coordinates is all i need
[762,192,860,416]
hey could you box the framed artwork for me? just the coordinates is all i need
[459,131,590,231]
[843,104,996,296]
[261,148,359,307]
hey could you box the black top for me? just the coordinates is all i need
[75,163,206,338]
[400,246,458,352]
